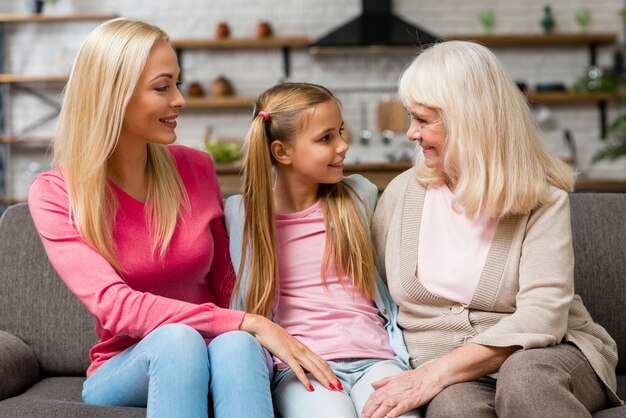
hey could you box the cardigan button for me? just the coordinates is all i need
[450,304,465,314]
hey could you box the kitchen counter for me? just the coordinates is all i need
[214,161,626,195]
[214,161,413,195]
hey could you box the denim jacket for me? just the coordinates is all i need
[224,174,410,367]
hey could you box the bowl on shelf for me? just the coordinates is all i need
[203,139,243,164]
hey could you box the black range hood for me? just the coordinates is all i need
[310,0,443,50]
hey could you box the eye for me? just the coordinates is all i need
[155,85,169,92]
[320,134,331,142]
[339,127,345,138]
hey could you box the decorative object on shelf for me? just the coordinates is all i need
[256,21,273,38]
[535,82,566,92]
[574,8,590,33]
[541,6,555,34]
[478,10,495,35]
[187,82,205,97]
[209,76,234,97]
[215,21,230,39]
[204,139,242,164]
[29,0,58,14]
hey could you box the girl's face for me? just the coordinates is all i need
[281,100,348,186]
[121,40,185,147]
[406,102,446,171]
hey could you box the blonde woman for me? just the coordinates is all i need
[225,83,417,418]
[362,41,621,418]
[28,19,335,418]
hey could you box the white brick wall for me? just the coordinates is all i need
[2,0,626,197]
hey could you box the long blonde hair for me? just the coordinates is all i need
[235,82,376,317]
[54,18,188,271]
[399,41,574,218]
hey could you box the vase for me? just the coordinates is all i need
[541,6,555,34]
[30,0,45,14]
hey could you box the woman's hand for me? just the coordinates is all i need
[240,313,339,391]
[362,366,444,418]
[362,343,519,417]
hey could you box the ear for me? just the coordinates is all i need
[270,140,292,165]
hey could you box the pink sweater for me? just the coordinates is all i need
[28,145,245,376]
[272,201,396,367]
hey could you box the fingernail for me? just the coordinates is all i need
[337,380,344,391]
[329,383,336,390]
[308,384,315,392]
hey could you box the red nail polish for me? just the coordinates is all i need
[308,384,315,392]
[337,381,344,391]
[329,383,336,390]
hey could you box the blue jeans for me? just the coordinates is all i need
[82,324,273,418]
[272,358,423,418]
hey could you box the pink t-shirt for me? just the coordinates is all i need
[272,201,396,367]
[28,145,245,376]
[417,184,498,305]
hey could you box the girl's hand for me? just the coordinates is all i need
[240,313,339,391]
[361,366,443,418]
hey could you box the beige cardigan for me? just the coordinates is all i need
[371,168,620,405]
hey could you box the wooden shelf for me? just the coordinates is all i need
[0,13,117,23]
[527,92,621,104]
[0,135,52,144]
[447,33,617,46]
[0,74,67,84]
[184,96,255,109]
[0,196,25,205]
[173,37,310,49]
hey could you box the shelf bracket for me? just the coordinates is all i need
[589,42,598,67]
[8,84,61,135]
[281,46,291,80]
[599,100,607,139]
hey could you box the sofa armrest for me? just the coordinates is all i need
[0,330,40,400]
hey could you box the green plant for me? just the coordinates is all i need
[203,141,242,163]
[593,10,626,164]
[593,110,626,163]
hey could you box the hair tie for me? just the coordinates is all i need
[258,111,270,122]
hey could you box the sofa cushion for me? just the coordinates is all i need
[0,203,97,376]
[569,193,626,375]
[0,330,40,400]
[0,377,145,417]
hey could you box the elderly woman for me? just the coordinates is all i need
[363,41,621,418]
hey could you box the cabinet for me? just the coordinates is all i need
[0,13,116,206]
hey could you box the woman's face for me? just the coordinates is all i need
[405,102,446,171]
[120,40,185,147]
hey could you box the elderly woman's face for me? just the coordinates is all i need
[405,103,446,171]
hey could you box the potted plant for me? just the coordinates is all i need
[593,10,626,164]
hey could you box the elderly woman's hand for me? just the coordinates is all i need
[361,365,444,418]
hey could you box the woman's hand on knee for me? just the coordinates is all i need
[240,313,338,391]
[362,367,441,418]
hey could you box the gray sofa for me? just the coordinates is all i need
[0,195,625,417]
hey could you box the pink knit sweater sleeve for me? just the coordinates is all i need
[27,173,245,340]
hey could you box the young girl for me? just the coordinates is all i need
[225,83,420,418]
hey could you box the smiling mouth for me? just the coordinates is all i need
[329,161,344,168]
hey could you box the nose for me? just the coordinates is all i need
[337,137,349,156]
[407,120,421,143]
[172,84,186,109]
